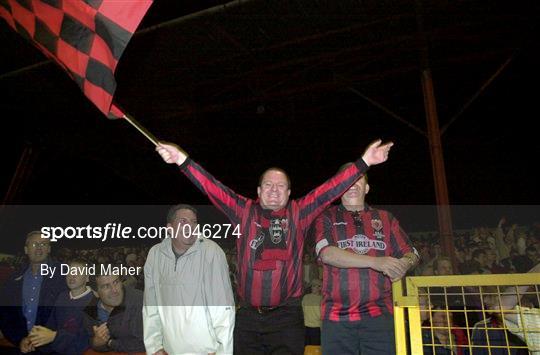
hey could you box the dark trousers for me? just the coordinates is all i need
[305,326,321,346]
[0,346,43,355]
[0,346,21,355]
[322,314,395,355]
[234,299,305,355]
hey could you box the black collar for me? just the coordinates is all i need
[337,203,372,213]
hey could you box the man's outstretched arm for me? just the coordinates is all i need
[156,142,248,224]
[297,139,394,226]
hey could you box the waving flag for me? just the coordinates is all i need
[0,0,153,118]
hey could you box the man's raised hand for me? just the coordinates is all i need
[156,142,188,166]
[361,139,394,167]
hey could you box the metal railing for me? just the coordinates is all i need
[393,273,540,354]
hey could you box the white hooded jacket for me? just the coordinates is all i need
[143,237,235,355]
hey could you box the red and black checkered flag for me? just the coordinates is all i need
[0,0,152,119]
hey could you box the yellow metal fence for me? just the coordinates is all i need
[393,274,540,354]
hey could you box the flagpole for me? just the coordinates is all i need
[122,113,160,146]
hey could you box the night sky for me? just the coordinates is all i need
[0,0,539,253]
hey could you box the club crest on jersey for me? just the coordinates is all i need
[337,234,387,254]
[270,218,288,244]
[371,219,385,239]
[371,219,383,231]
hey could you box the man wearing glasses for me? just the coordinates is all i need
[0,231,67,354]
[313,170,419,354]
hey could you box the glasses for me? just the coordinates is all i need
[27,242,49,248]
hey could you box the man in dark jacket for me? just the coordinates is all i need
[83,268,144,353]
[28,259,94,355]
[0,231,67,354]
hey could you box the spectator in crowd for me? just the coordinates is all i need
[420,295,449,355]
[143,204,235,355]
[430,254,486,328]
[471,286,529,354]
[301,279,322,346]
[432,244,442,261]
[123,253,143,290]
[0,231,67,354]
[302,253,320,291]
[499,263,540,354]
[27,259,94,355]
[485,248,508,274]
[495,218,512,262]
[464,249,490,274]
[155,139,393,354]
[433,256,454,276]
[513,246,538,273]
[55,248,73,264]
[421,263,435,276]
[416,243,434,275]
[313,170,418,354]
[516,231,528,256]
[422,305,468,355]
[83,268,145,353]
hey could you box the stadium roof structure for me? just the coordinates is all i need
[1,0,538,206]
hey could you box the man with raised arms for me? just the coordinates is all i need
[156,139,393,354]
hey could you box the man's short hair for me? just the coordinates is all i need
[69,258,88,266]
[90,264,122,289]
[125,253,137,264]
[166,204,198,224]
[337,162,367,183]
[258,167,291,188]
[432,256,452,271]
[25,230,44,244]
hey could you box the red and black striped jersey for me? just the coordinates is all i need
[179,158,368,307]
[314,205,414,321]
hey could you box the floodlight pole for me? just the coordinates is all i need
[421,69,456,269]
[416,0,456,270]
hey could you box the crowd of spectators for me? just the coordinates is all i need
[0,217,538,353]
[1,218,538,289]
[0,218,538,315]
[412,218,540,276]
[408,218,540,355]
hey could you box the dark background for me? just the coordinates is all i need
[1,0,539,252]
